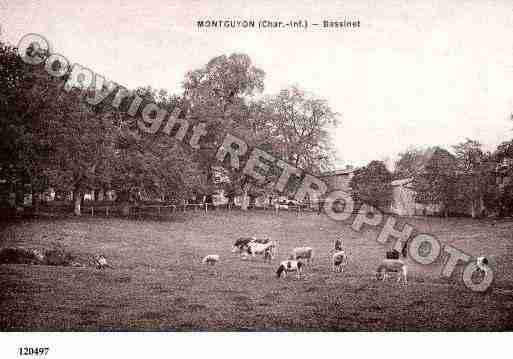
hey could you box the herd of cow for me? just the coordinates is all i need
[201,237,409,282]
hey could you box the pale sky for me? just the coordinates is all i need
[2,0,513,168]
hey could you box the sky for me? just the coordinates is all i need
[2,0,513,169]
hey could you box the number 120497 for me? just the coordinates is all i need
[19,347,49,356]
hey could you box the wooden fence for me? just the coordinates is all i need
[78,202,318,218]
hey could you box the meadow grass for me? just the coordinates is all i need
[1,210,512,330]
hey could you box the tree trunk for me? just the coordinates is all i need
[241,186,250,211]
[441,203,449,217]
[15,183,25,209]
[121,202,131,216]
[117,190,131,216]
[31,191,41,211]
[73,190,82,216]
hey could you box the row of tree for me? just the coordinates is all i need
[351,138,513,218]
[0,43,339,215]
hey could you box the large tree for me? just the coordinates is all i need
[350,160,393,211]
[491,139,513,216]
[267,86,339,174]
[412,147,458,217]
[452,139,495,218]
[183,54,341,210]
[394,146,436,179]
[182,53,267,210]
[0,43,52,208]
[100,86,209,215]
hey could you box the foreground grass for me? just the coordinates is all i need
[1,211,513,330]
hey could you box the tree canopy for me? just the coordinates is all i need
[1,44,340,214]
[350,160,393,211]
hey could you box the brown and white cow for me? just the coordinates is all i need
[376,259,407,283]
[332,250,348,272]
[276,259,304,279]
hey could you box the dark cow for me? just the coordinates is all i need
[334,239,343,251]
[231,237,256,253]
[386,249,400,260]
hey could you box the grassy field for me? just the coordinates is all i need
[1,210,513,331]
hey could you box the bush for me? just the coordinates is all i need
[0,248,44,264]
[43,249,74,266]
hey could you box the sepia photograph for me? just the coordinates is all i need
[1,0,513,355]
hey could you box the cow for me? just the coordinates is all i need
[246,241,276,262]
[202,254,220,265]
[94,255,114,270]
[291,247,314,264]
[276,259,304,279]
[332,250,348,272]
[376,259,407,283]
[231,237,256,253]
[386,249,400,260]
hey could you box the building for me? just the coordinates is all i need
[389,177,441,216]
[320,166,357,193]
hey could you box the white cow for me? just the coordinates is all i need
[246,241,276,262]
[376,259,407,283]
[291,247,314,264]
[202,254,220,265]
[332,250,348,272]
[94,255,114,270]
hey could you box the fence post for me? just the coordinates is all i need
[205,203,208,214]
[91,207,94,216]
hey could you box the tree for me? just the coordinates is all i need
[1,43,207,215]
[0,43,52,208]
[490,139,513,216]
[183,54,341,210]
[267,86,339,174]
[183,53,267,210]
[106,86,208,215]
[452,139,494,218]
[412,147,458,217]
[350,160,392,211]
[394,146,436,179]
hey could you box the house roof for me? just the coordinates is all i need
[391,177,414,187]
[320,168,358,177]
